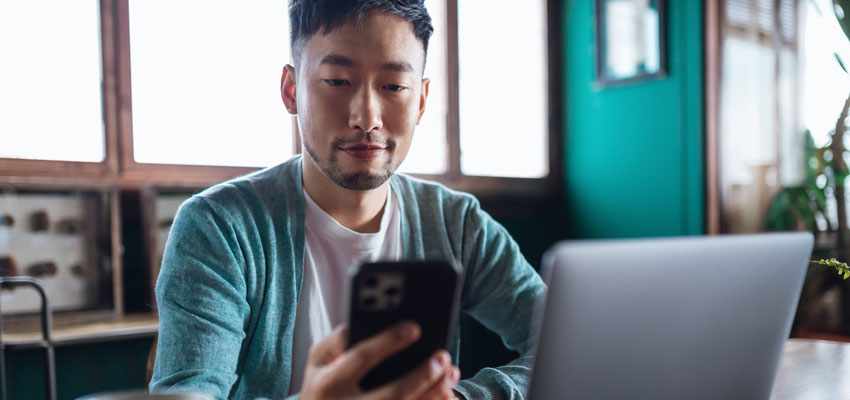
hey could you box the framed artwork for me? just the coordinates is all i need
[595,0,667,86]
[0,185,122,331]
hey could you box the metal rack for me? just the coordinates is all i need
[0,277,56,400]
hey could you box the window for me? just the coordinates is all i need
[714,0,801,233]
[127,0,294,168]
[0,1,105,163]
[399,0,449,175]
[457,0,548,178]
[0,0,558,198]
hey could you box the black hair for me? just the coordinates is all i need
[288,0,433,67]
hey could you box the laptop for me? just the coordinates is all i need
[527,232,814,400]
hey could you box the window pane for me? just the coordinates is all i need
[803,0,850,147]
[720,37,777,187]
[719,37,777,233]
[800,0,850,231]
[129,0,293,168]
[458,0,548,178]
[398,0,449,175]
[0,1,105,162]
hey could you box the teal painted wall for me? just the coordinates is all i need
[563,0,704,238]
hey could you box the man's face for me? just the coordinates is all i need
[284,11,429,190]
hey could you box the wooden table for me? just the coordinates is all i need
[772,338,850,399]
[1,328,844,398]
[1,313,158,349]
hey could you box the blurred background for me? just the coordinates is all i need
[2,0,850,398]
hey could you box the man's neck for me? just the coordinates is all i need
[301,157,389,234]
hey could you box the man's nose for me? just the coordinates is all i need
[349,85,382,133]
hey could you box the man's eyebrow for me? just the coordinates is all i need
[318,55,414,73]
[318,54,355,67]
[382,61,414,73]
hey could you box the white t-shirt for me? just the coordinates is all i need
[288,187,403,394]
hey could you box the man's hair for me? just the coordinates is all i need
[288,0,433,68]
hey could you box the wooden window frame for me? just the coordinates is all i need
[1,0,563,204]
[0,0,121,182]
[112,0,261,186]
[411,0,564,203]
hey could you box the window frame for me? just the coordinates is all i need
[0,0,563,202]
[0,0,120,180]
[428,0,563,201]
[113,0,286,186]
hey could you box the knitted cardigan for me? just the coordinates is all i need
[151,156,545,399]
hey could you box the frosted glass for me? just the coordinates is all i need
[720,38,777,186]
[0,1,105,162]
[398,0,449,175]
[457,0,548,178]
[129,0,293,167]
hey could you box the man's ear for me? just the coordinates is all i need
[281,64,298,114]
[416,78,430,124]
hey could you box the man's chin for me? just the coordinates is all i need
[332,171,392,191]
[307,147,398,190]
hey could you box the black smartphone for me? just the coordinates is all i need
[345,260,461,391]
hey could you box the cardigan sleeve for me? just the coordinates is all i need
[149,196,251,399]
[453,198,547,400]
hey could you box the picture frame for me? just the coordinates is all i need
[594,0,667,87]
[0,184,123,332]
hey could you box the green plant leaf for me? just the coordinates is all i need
[791,188,816,231]
[764,189,792,231]
[812,258,850,279]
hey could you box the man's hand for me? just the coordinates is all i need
[299,322,461,400]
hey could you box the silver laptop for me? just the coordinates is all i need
[528,232,813,400]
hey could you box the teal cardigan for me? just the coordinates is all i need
[151,156,546,399]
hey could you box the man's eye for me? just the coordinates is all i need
[325,79,349,86]
[385,84,406,92]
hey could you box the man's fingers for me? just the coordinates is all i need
[308,325,348,366]
[365,350,451,400]
[330,321,421,382]
[417,366,461,400]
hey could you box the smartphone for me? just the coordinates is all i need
[346,260,461,391]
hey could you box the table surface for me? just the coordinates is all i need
[772,338,850,399]
[1,313,158,349]
[1,323,846,397]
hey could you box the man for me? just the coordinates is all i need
[150,0,545,399]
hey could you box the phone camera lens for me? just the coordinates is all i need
[385,286,399,296]
[361,296,377,309]
[364,276,379,287]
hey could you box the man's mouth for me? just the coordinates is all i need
[338,143,387,160]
